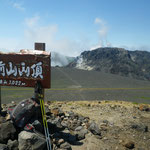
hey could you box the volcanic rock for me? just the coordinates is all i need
[0,144,9,150]
[88,121,101,136]
[0,121,16,144]
[18,131,46,150]
[7,139,18,150]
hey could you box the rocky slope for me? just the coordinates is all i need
[67,47,150,81]
[0,100,150,150]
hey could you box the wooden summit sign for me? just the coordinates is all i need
[0,49,51,88]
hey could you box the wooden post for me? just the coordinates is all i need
[34,43,45,100]
[35,43,45,51]
[0,86,1,114]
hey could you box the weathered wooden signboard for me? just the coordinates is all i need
[0,49,51,88]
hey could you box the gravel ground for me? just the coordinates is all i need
[48,100,150,150]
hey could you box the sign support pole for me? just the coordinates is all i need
[34,43,52,150]
[34,43,45,99]
[0,86,1,115]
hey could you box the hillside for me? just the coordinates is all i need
[2,67,150,104]
[67,47,150,81]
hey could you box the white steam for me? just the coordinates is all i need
[51,52,73,66]
[90,18,111,50]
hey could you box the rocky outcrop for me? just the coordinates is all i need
[0,100,150,150]
[67,47,150,80]
[18,131,46,150]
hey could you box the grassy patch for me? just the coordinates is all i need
[132,102,139,105]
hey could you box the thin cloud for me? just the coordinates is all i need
[25,15,40,28]
[22,15,89,56]
[95,18,107,37]
[13,2,25,11]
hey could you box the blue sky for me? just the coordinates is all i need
[0,0,150,56]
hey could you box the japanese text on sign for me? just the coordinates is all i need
[0,61,43,79]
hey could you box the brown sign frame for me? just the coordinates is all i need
[0,51,51,88]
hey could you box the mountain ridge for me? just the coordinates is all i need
[67,47,150,81]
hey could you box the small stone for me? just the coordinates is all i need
[58,104,62,107]
[78,115,85,122]
[124,141,135,149]
[87,104,91,107]
[131,124,148,132]
[64,117,68,121]
[51,108,59,116]
[75,126,83,131]
[61,121,68,128]
[68,120,81,130]
[60,142,71,150]
[32,120,43,133]
[71,107,75,109]
[5,114,11,121]
[58,139,65,145]
[139,105,150,111]
[103,137,108,140]
[103,120,109,124]
[61,116,64,119]
[65,113,69,117]
[82,123,86,126]
[100,112,103,115]
[119,140,123,144]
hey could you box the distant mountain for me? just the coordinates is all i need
[67,47,150,80]
[51,52,75,66]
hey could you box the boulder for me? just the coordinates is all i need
[67,120,81,130]
[32,120,43,133]
[76,129,88,140]
[7,139,18,150]
[0,121,16,144]
[18,131,46,150]
[0,144,9,150]
[47,117,64,133]
[88,121,101,136]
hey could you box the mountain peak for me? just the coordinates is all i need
[67,47,150,80]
